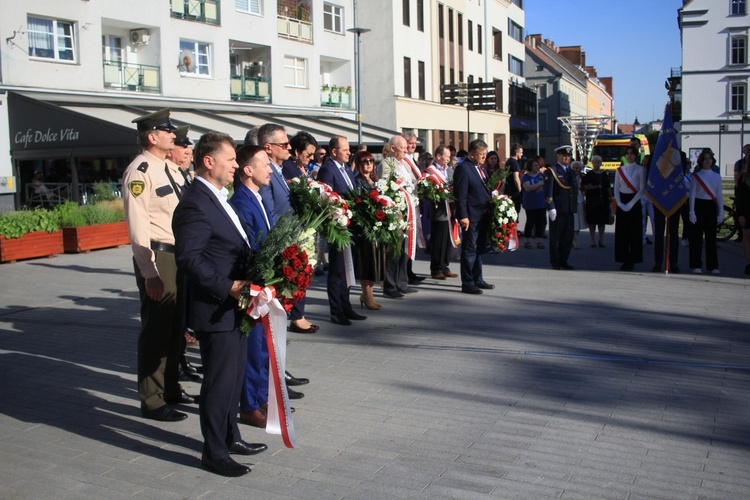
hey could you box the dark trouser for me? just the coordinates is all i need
[614,194,643,264]
[196,329,247,461]
[549,212,574,266]
[327,246,353,316]
[289,295,305,321]
[689,199,719,270]
[680,201,693,240]
[653,209,680,267]
[460,218,488,286]
[430,220,452,274]
[240,322,268,413]
[384,243,409,293]
[134,250,185,411]
[524,208,547,238]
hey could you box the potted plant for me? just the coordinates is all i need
[58,191,128,253]
[0,208,63,263]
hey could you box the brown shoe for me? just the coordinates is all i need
[444,271,458,278]
[239,408,267,428]
[431,273,446,280]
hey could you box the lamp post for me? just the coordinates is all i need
[719,123,725,169]
[534,84,540,156]
[347,5,370,148]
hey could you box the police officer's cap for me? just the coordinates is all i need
[132,108,177,132]
[555,145,573,156]
[173,125,193,147]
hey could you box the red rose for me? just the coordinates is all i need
[282,265,295,280]
[503,235,509,242]
[283,301,293,313]
[295,274,306,287]
[369,189,380,201]
[289,244,300,254]
[304,264,313,274]
[355,197,362,204]
[375,210,386,220]
[293,290,305,302]
[281,246,296,260]
[501,224,507,230]
[293,258,302,270]
[495,232,502,238]
[378,198,389,206]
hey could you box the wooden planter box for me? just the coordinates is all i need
[0,230,63,263]
[62,221,129,253]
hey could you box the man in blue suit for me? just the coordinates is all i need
[258,124,318,337]
[229,145,274,430]
[173,132,267,478]
[453,139,495,295]
[317,136,367,325]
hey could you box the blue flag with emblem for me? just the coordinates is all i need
[646,106,688,217]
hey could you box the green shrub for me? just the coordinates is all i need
[90,182,119,203]
[0,209,60,239]
[54,201,124,227]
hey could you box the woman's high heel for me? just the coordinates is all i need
[359,295,382,310]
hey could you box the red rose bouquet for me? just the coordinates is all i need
[347,180,408,250]
[287,176,352,250]
[417,174,453,207]
[488,193,519,252]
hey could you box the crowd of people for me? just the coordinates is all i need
[121,108,741,478]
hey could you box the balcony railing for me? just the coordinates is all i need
[171,0,220,25]
[277,15,313,43]
[320,87,353,109]
[230,75,272,103]
[103,62,161,93]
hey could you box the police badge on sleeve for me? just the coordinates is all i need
[129,180,145,197]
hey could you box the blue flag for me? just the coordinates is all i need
[646,106,688,217]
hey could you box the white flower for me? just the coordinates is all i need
[375,221,382,227]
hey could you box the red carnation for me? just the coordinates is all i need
[369,189,380,201]
[282,265,295,280]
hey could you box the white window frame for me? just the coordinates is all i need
[27,16,76,62]
[731,34,747,65]
[323,3,344,34]
[284,56,307,88]
[236,0,262,16]
[102,35,123,64]
[179,39,212,77]
[730,82,747,112]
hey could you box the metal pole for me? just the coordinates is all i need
[347,3,370,148]
[535,84,540,156]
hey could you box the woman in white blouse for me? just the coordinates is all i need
[613,146,646,271]
[689,149,723,274]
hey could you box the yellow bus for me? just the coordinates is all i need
[591,134,650,172]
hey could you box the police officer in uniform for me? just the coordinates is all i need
[123,109,196,422]
[545,145,578,270]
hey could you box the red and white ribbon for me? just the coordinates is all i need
[396,179,418,260]
[343,244,356,287]
[246,285,297,448]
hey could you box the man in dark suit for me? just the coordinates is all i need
[173,132,267,478]
[317,136,367,325]
[545,145,578,270]
[453,139,494,295]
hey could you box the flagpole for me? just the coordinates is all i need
[665,216,670,275]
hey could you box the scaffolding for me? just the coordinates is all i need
[558,115,613,160]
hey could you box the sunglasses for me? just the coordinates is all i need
[269,142,289,148]
[361,159,374,165]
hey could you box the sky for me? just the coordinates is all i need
[523,0,684,125]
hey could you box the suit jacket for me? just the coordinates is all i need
[259,163,291,224]
[453,158,491,223]
[544,163,578,213]
[173,180,252,332]
[281,158,306,180]
[318,157,356,196]
[229,183,272,251]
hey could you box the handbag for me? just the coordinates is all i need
[607,205,615,225]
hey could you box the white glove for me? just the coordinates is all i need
[689,212,697,224]
[549,209,557,221]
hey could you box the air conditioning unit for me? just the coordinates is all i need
[130,29,150,46]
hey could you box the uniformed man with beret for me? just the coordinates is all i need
[545,145,578,270]
[123,108,196,422]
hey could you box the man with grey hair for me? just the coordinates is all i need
[401,131,427,283]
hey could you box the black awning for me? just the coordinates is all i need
[8,92,138,159]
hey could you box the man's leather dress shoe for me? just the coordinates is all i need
[330,315,352,326]
[345,311,367,320]
[141,405,187,422]
[476,281,495,290]
[285,371,310,386]
[240,408,267,428]
[461,285,483,295]
[287,387,304,399]
[201,456,250,477]
[164,390,198,405]
[229,440,267,455]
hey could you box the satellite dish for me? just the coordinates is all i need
[179,49,197,72]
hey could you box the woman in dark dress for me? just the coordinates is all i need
[581,155,611,247]
[352,150,386,310]
[282,131,317,180]
[735,159,750,275]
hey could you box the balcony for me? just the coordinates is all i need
[320,86,353,108]
[171,0,220,25]
[230,75,272,103]
[103,62,161,93]
[277,15,313,43]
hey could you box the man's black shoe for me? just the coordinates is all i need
[383,290,404,299]
[561,264,575,270]
[141,405,187,422]
[408,274,426,283]
[229,440,267,455]
[346,310,367,320]
[476,281,495,290]
[330,315,352,326]
[670,266,681,274]
[287,387,304,399]
[461,285,483,295]
[201,456,250,477]
[651,265,662,273]
[551,264,562,270]
[399,287,418,294]
[285,371,309,386]
[180,370,201,383]
[165,390,198,405]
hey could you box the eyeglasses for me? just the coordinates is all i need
[269,142,289,148]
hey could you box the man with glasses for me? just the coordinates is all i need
[123,108,196,422]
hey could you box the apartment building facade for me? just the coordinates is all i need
[0,0,398,210]
[679,0,750,175]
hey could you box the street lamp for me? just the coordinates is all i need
[534,84,540,157]
[347,13,370,148]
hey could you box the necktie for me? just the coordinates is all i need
[476,166,486,181]
[340,166,353,190]
[165,164,182,199]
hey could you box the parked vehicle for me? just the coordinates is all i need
[591,133,651,172]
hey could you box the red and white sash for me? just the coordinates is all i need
[617,166,639,193]
[396,178,418,259]
[405,155,423,182]
[693,172,716,201]
[246,285,297,448]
